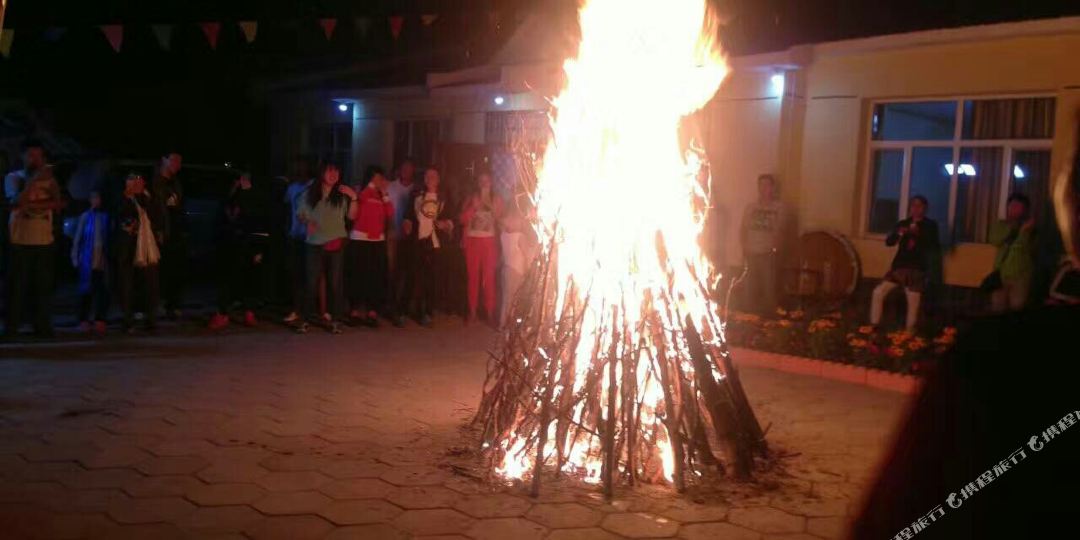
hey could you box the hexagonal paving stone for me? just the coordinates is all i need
[318,499,404,525]
[61,468,146,491]
[769,497,848,518]
[380,465,452,487]
[108,496,197,524]
[807,516,846,539]
[78,446,153,469]
[526,503,603,528]
[601,512,680,538]
[252,490,333,515]
[679,522,761,540]
[392,508,476,536]
[729,507,806,534]
[144,438,219,457]
[41,488,130,514]
[197,463,269,484]
[387,486,460,509]
[245,515,335,540]
[657,502,729,523]
[467,517,548,540]
[256,471,330,492]
[453,493,532,518]
[135,455,209,476]
[762,534,822,540]
[320,478,396,500]
[186,482,267,506]
[32,512,115,539]
[546,528,625,540]
[323,524,410,540]
[319,459,391,479]
[181,505,265,534]
[19,443,97,463]
[123,475,206,498]
[91,522,188,540]
[260,454,331,472]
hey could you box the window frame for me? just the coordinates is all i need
[861,94,1054,244]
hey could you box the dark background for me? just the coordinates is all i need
[2,0,1078,173]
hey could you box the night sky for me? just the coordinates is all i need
[2,0,1078,171]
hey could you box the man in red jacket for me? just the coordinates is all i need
[347,166,395,327]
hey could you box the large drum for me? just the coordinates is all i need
[786,230,861,299]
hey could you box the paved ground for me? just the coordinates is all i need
[0,318,908,539]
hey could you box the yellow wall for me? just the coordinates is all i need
[792,30,1080,286]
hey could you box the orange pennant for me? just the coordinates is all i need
[389,16,404,40]
[100,25,123,52]
[421,14,438,27]
[239,21,258,44]
[200,21,221,49]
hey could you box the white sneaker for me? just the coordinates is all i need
[282,312,300,323]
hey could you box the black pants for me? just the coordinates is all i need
[117,253,159,329]
[79,269,110,323]
[218,240,267,313]
[160,234,187,312]
[348,239,389,315]
[414,243,445,319]
[285,237,306,314]
[391,239,415,319]
[6,244,55,334]
[304,245,344,322]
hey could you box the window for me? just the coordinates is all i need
[393,119,451,169]
[865,97,1054,243]
[309,122,352,183]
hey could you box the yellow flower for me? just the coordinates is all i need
[858,326,874,335]
[908,339,926,351]
[943,326,957,336]
[849,339,867,348]
[886,346,906,358]
[778,320,793,328]
[789,310,805,320]
[776,307,788,317]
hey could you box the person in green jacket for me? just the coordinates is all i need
[988,193,1035,313]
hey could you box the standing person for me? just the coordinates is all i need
[114,173,161,333]
[282,170,312,324]
[5,154,63,339]
[498,204,537,328]
[740,174,786,315]
[402,166,453,327]
[295,161,356,335]
[869,195,940,332]
[71,191,110,335]
[209,173,271,330]
[986,193,1036,313]
[151,151,185,319]
[4,140,48,281]
[347,166,394,327]
[387,159,418,326]
[460,170,504,324]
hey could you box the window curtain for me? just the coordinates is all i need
[964,98,1055,140]
[955,147,1003,243]
[1012,150,1052,223]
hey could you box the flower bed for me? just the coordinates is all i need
[725,308,956,375]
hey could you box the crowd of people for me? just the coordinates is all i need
[1,139,538,338]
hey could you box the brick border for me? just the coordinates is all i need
[730,347,921,395]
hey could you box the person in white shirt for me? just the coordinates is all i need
[402,166,453,327]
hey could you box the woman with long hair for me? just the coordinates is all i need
[294,161,356,334]
[460,169,505,325]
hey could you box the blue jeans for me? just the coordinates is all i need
[304,244,344,322]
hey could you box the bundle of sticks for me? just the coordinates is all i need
[473,218,768,498]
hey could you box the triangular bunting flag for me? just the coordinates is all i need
[200,21,221,50]
[152,24,173,50]
[389,16,404,40]
[421,14,438,27]
[100,25,123,52]
[43,27,67,42]
[354,17,372,38]
[319,18,338,40]
[0,30,13,58]
[239,21,258,44]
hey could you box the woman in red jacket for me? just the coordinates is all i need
[460,169,505,325]
[347,165,394,327]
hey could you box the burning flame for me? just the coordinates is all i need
[498,0,729,483]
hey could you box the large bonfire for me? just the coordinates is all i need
[474,0,767,497]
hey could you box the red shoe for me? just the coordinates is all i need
[208,313,230,330]
[93,321,107,336]
[243,311,257,327]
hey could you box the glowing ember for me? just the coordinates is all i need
[476,0,766,496]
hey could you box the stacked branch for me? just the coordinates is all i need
[473,221,768,498]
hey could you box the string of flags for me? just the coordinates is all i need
[1,11,501,58]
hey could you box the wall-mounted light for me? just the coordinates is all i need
[337,103,349,113]
[493,95,505,106]
[770,72,785,98]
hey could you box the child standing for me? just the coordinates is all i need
[71,191,110,335]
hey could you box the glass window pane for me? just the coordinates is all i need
[954,147,1003,243]
[868,149,904,233]
[1010,149,1052,221]
[962,97,1056,140]
[872,101,957,141]
[909,147,953,243]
